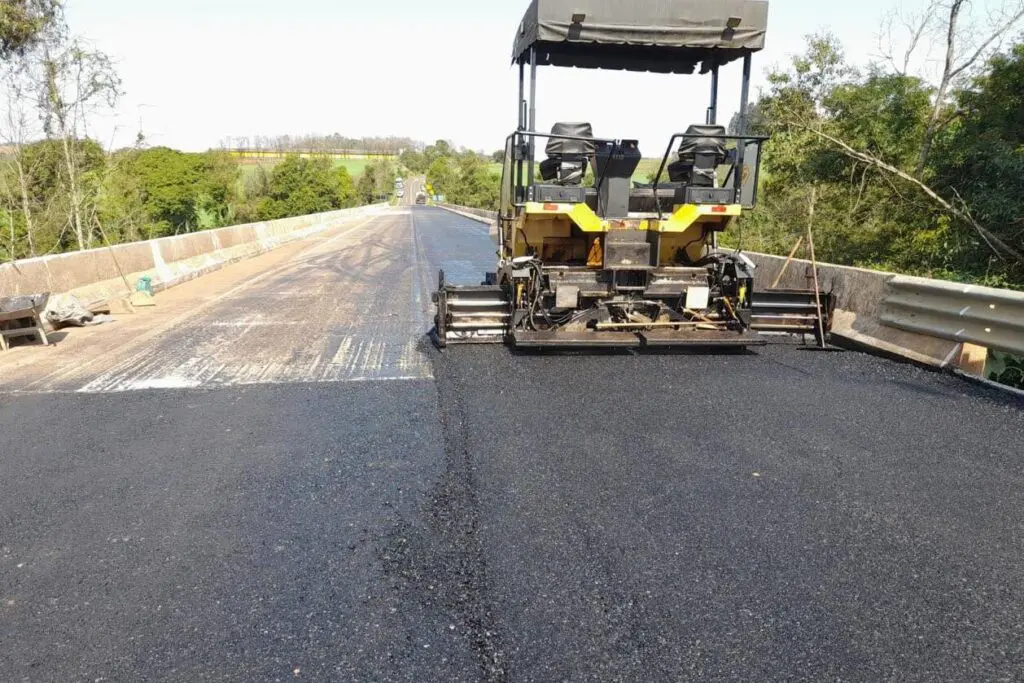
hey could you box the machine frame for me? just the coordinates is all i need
[433,0,832,349]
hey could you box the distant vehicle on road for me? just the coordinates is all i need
[415,191,427,205]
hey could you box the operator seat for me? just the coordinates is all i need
[668,124,728,187]
[539,122,595,186]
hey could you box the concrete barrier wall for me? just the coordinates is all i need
[435,203,965,369]
[439,204,499,222]
[0,204,386,307]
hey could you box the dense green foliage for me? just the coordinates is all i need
[355,158,398,204]
[988,352,1024,389]
[0,146,381,260]
[100,147,237,237]
[931,43,1024,278]
[256,155,360,221]
[401,140,455,175]
[738,35,1024,288]
[416,140,500,211]
[2,138,105,252]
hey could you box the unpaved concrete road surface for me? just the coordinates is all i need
[1,207,1022,682]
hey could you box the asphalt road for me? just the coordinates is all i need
[1,207,1022,682]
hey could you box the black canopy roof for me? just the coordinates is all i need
[512,0,769,74]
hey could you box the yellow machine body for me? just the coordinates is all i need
[501,201,741,267]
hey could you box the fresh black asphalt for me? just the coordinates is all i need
[1,207,1022,681]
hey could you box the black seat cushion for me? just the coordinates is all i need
[673,124,728,187]
[541,122,594,185]
[677,124,727,161]
[546,122,595,158]
[667,159,692,183]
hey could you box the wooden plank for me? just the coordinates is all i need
[958,343,988,376]
[1,327,44,340]
[0,308,37,324]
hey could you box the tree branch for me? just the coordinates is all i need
[789,120,1024,264]
[948,4,1024,80]
[917,1,1024,175]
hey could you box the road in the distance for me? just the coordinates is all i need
[1,206,1022,681]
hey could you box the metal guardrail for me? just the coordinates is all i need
[880,275,1024,356]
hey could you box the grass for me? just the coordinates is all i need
[238,157,374,181]
[634,158,665,182]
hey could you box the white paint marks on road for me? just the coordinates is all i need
[70,331,433,392]
[9,209,438,394]
[398,339,425,373]
[207,320,306,327]
[112,377,203,391]
[328,335,426,381]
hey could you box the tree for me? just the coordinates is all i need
[400,148,427,173]
[930,43,1024,280]
[738,29,1024,286]
[19,137,104,251]
[445,152,500,210]
[0,5,120,252]
[878,0,1024,176]
[426,157,456,199]
[98,147,240,237]
[0,0,61,61]
[335,165,358,208]
[34,37,121,249]
[97,149,147,244]
[354,159,397,204]
[746,36,933,265]
[1,66,44,257]
[423,139,454,168]
[365,158,396,199]
[355,170,375,205]
[259,155,345,220]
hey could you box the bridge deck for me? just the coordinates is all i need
[1,205,1021,681]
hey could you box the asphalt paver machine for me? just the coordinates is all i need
[434,0,832,349]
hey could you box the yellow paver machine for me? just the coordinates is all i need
[433,0,832,349]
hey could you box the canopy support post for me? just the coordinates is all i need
[528,47,537,188]
[738,54,752,133]
[518,62,526,130]
[707,65,720,125]
[516,62,526,203]
[733,53,753,198]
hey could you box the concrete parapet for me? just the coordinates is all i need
[0,204,386,308]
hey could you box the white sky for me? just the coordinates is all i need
[61,0,1012,154]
